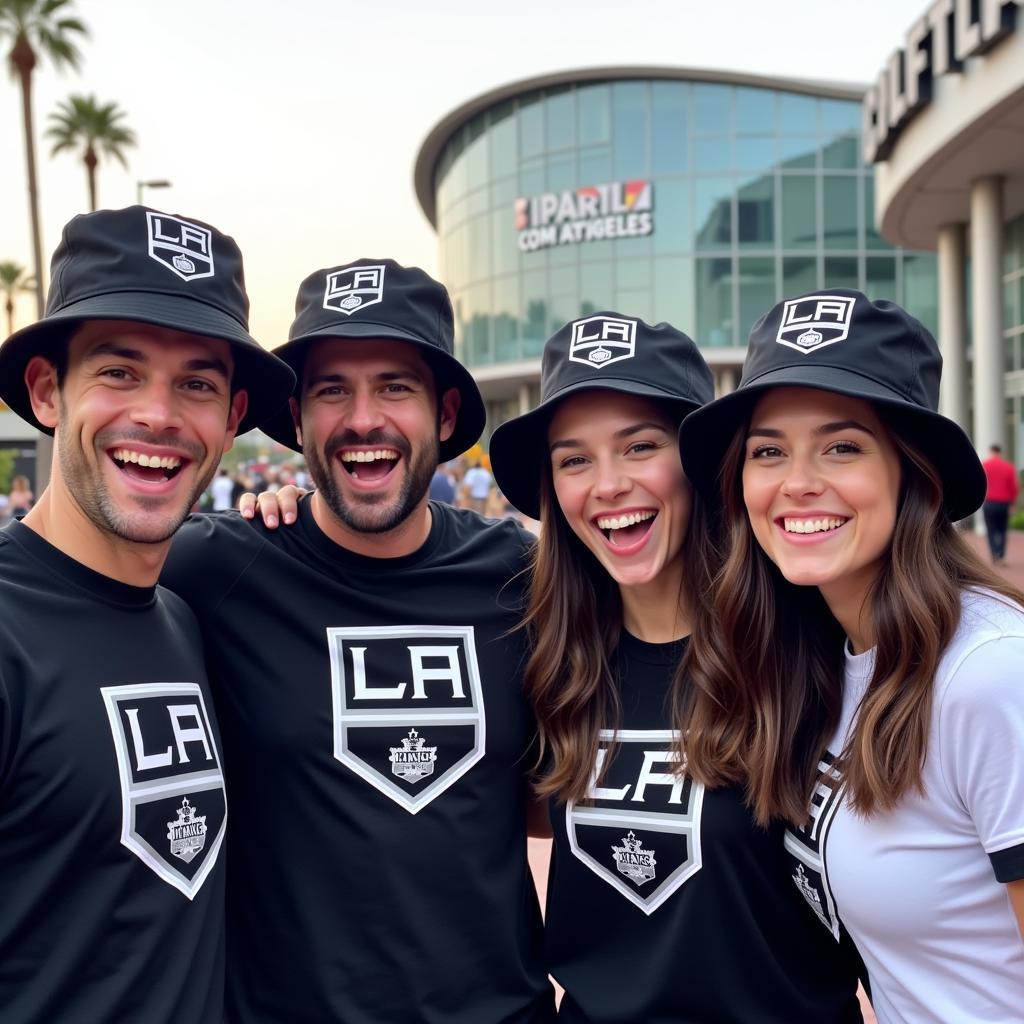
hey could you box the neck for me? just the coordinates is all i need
[619,561,691,644]
[820,571,878,655]
[311,491,433,559]
[22,480,168,588]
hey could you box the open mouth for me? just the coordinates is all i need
[339,448,400,483]
[781,516,848,535]
[110,448,186,483]
[595,510,657,548]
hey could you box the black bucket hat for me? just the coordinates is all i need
[261,259,485,462]
[0,205,295,435]
[679,288,986,522]
[490,312,714,520]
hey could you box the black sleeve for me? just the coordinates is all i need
[990,842,1024,883]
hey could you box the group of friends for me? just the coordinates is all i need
[0,203,1020,1024]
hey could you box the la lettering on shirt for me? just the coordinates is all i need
[0,521,226,1024]
[546,632,864,1024]
[785,590,1024,1023]
[162,500,553,1024]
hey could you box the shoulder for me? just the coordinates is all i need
[432,503,535,575]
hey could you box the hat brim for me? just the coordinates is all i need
[491,377,703,521]
[261,324,485,463]
[0,291,295,436]
[679,364,987,522]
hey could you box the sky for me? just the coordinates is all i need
[1,0,930,348]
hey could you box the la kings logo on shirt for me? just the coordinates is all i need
[567,729,704,915]
[101,683,226,900]
[327,625,485,814]
[783,750,844,941]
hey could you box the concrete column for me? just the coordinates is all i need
[517,381,532,415]
[969,177,1006,454]
[936,223,968,431]
[716,366,738,398]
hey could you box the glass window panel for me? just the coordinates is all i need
[577,84,611,146]
[653,179,692,255]
[823,175,859,250]
[778,92,817,134]
[466,214,491,283]
[448,147,469,199]
[693,84,732,135]
[1004,278,1015,334]
[578,146,612,185]
[549,265,576,295]
[865,255,897,301]
[466,188,489,218]
[653,256,695,333]
[651,81,688,174]
[519,95,545,159]
[580,261,614,313]
[777,136,817,169]
[864,175,888,250]
[735,137,775,174]
[549,289,579,335]
[546,88,575,151]
[614,288,654,323]
[822,135,859,170]
[488,101,517,176]
[1018,276,1024,333]
[696,257,735,346]
[824,256,859,290]
[617,259,650,290]
[467,283,492,365]
[491,208,518,278]
[519,160,545,199]
[901,253,938,334]
[783,255,818,295]
[466,117,488,188]
[737,175,774,248]
[820,98,860,135]
[613,234,653,260]
[546,154,576,192]
[735,87,776,135]
[781,176,817,250]
[694,177,733,250]
[521,269,548,357]
[738,257,777,337]
[694,136,732,173]
[491,177,518,208]
[613,81,649,178]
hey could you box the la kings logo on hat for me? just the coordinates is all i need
[327,625,485,814]
[569,314,637,368]
[324,265,386,315]
[101,682,226,900]
[146,212,215,281]
[776,295,856,355]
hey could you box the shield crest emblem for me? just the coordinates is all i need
[569,315,638,368]
[101,682,226,900]
[323,265,386,316]
[567,728,704,915]
[146,212,215,281]
[328,625,485,814]
[775,295,856,355]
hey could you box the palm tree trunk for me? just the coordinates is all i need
[12,36,44,319]
[5,297,13,338]
[84,146,98,211]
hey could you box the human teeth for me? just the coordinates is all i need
[340,450,399,463]
[596,511,656,531]
[112,449,181,469]
[783,517,845,534]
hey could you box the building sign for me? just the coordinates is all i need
[864,0,1021,163]
[515,180,654,252]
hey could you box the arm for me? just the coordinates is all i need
[237,484,308,527]
[1009,880,1024,943]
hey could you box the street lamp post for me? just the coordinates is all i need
[136,179,172,205]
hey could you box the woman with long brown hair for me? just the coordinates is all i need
[488,312,863,1022]
[680,289,1024,1023]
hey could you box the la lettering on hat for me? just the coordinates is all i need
[261,258,485,462]
[0,205,295,435]
[679,288,987,521]
[490,311,713,520]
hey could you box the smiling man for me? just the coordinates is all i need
[161,260,554,1024]
[0,206,294,1024]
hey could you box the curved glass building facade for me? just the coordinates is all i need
[415,69,937,431]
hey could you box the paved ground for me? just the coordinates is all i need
[526,529,1024,1021]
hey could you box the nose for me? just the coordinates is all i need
[344,388,387,437]
[592,456,630,501]
[129,380,184,433]
[780,450,825,498]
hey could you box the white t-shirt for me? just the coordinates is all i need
[211,474,234,512]
[463,466,493,501]
[790,590,1024,1023]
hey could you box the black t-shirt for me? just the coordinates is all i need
[546,632,864,1024]
[162,501,553,1024]
[0,521,226,1024]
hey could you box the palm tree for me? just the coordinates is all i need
[0,0,87,317]
[48,94,135,211]
[0,261,34,336]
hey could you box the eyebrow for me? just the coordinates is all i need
[306,369,425,389]
[747,419,876,439]
[549,421,669,454]
[83,341,231,380]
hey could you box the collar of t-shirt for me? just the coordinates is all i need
[4,519,157,609]
[618,629,688,667]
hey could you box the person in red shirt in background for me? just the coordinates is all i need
[982,444,1020,565]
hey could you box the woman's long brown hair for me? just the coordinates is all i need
[686,406,1024,826]
[523,456,720,804]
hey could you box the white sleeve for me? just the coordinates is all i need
[939,634,1024,881]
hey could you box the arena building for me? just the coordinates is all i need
[414,67,937,434]
[865,0,1024,460]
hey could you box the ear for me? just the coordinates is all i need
[221,389,249,454]
[25,356,61,430]
[289,396,303,448]
[438,387,461,444]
